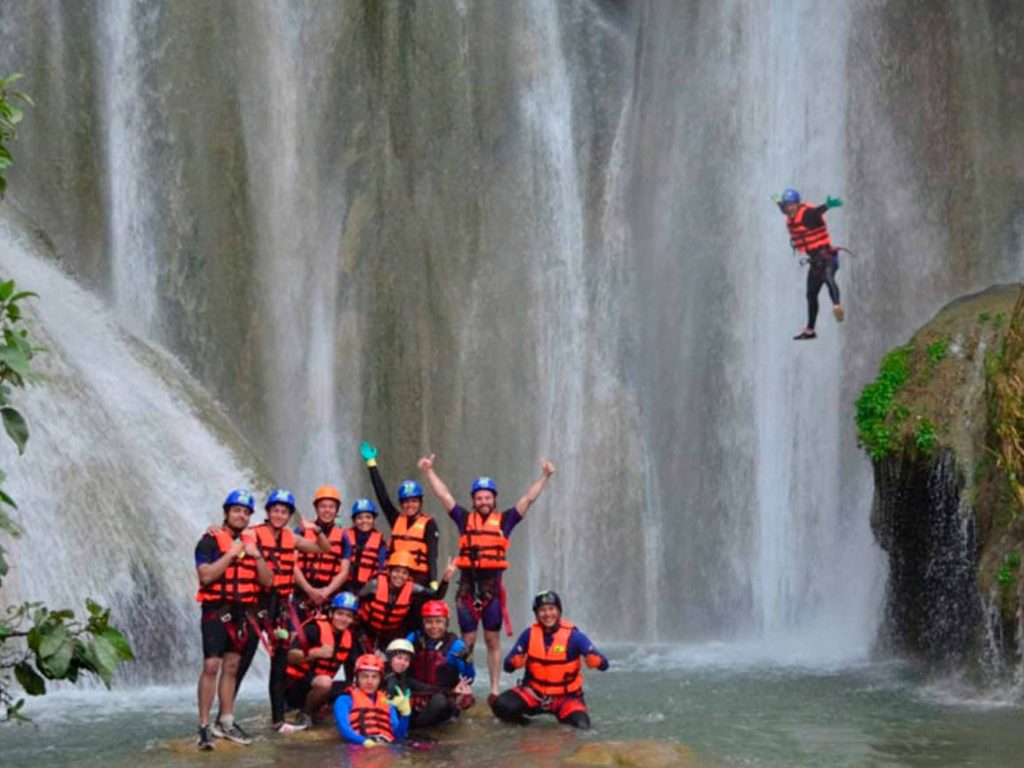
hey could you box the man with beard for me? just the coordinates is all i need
[418,454,555,702]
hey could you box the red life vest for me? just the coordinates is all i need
[286,618,353,680]
[195,529,260,605]
[786,203,833,254]
[410,633,457,708]
[343,528,385,586]
[348,687,393,740]
[359,578,415,634]
[299,524,344,588]
[252,523,297,598]
[455,511,508,571]
[524,621,582,697]
[388,514,431,575]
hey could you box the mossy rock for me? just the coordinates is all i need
[566,740,697,768]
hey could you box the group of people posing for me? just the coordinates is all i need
[193,444,609,750]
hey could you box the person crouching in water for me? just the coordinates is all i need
[404,600,475,728]
[356,551,455,652]
[491,590,608,730]
[284,592,359,728]
[334,654,411,746]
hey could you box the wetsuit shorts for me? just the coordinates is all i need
[456,576,503,633]
[201,605,253,659]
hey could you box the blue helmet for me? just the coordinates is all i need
[471,476,498,496]
[223,488,254,511]
[331,592,360,613]
[781,188,801,205]
[265,488,296,511]
[351,497,378,518]
[397,480,423,501]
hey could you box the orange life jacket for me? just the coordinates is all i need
[524,621,583,697]
[786,203,833,254]
[252,523,297,598]
[348,687,393,740]
[343,528,385,585]
[388,514,431,575]
[286,618,353,680]
[455,511,508,571]
[299,524,345,588]
[195,529,260,605]
[359,578,415,634]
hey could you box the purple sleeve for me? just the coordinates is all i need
[567,627,608,669]
[501,507,523,538]
[448,504,469,533]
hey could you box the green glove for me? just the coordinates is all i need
[274,628,290,642]
[770,193,782,205]
[826,195,843,209]
[360,441,378,466]
[388,688,412,717]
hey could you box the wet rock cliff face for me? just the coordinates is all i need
[864,284,1024,675]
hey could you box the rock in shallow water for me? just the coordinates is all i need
[566,740,696,768]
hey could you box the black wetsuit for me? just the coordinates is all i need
[368,464,440,585]
[780,202,840,330]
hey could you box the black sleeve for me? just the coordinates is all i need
[413,580,448,601]
[803,205,828,227]
[194,535,219,567]
[291,622,321,651]
[425,519,440,583]
[358,579,376,599]
[369,465,400,528]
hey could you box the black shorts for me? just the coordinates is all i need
[285,676,312,710]
[201,605,255,659]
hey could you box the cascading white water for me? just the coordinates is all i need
[0,213,263,682]
[0,0,1021,679]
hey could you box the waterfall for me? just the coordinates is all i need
[0,213,264,682]
[0,0,1021,677]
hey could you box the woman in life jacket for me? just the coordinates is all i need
[355,551,456,652]
[333,653,411,746]
[360,441,441,587]
[341,498,388,594]
[773,187,845,341]
[491,590,608,730]
[405,600,475,728]
[284,591,359,727]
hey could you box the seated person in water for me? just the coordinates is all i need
[490,590,608,730]
[333,654,410,746]
[404,600,476,728]
[284,592,359,726]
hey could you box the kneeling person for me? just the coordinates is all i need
[334,654,411,746]
[491,590,608,730]
[285,592,358,725]
[406,600,475,728]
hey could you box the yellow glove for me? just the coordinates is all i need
[362,738,383,748]
[429,580,439,591]
[388,688,412,717]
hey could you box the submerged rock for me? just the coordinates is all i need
[859,283,1024,676]
[566,740,696,768]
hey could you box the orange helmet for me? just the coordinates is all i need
[355,653,385,674]
[313,485,341,505]
[422,600,449,619]
[387,551,417,570]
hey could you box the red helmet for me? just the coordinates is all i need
[422,600,450,619]
[355,653,385,674]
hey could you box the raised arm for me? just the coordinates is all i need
[514,459,556,517]
[362,441,401,527]
[418,454,456,513]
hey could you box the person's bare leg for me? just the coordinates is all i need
[484,629,502,697]
[198,658,221,726]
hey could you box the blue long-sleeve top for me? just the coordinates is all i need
[333,691,409,745]
[406,630,477,681]
[504,622,609,674]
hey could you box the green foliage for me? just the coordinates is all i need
[978,312,992,325]
[914,420,938,454]
[0,73,33,199]
[1,601,134,720]
[996,551,1020,589]
[926,338,949,365]
[855,345,914,460]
